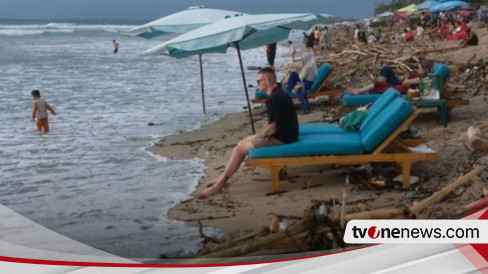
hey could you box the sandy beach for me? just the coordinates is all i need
[150,27,488,243]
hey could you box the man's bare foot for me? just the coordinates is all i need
[349,89,360,95]
[205,174,228,187]
[346,85,360,95]
[195,184,224,197]
[197,175,229,197]
[205,178,218,188]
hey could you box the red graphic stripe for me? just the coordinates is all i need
[0,245,374,268]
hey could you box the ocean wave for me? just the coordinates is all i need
[0,29,75,36]
[0,22,136,36]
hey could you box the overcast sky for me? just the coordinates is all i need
[0,0,389,21]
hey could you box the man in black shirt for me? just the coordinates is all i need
[197,67,298,196]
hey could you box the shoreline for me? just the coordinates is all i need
[150,104,340,236]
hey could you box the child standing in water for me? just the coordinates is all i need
[31,89,56,133]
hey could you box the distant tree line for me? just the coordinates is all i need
[374,0,483,15]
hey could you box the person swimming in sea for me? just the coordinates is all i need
[113,39,119,54]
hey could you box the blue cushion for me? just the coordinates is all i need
[299,123,349,135]
[360,98,412,152]
[300,88,400,136]
[432,63,450,81]
[255,89,268,99]
[342,91,381,107]
[310,63,332,93]
[248,133,364,158]
[359,88,400,131]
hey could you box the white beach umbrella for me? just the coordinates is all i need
[125,6,247,114]
[376,11,395,18]
[141,13,333,133]
[123,6,246,39]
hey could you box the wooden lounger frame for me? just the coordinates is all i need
[251,69,343,106]
[245,111,437,193]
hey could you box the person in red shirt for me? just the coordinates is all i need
[403,28,414,42]
[348,58,433,95]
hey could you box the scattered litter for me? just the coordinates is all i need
[318,203,328,215]
[393,174,421,185]
[408,144,436,153]
[400,129,421,139]
[408,190,428,198]
[370,176,387,187]
[278,221,289,231]
[324,116,336,122]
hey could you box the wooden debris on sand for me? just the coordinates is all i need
[191,165,485,259]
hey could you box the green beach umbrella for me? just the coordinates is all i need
[125,6,247,114]
[141,13,332,133]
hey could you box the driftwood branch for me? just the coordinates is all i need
[409,166,485,216]
[199,220,311,258]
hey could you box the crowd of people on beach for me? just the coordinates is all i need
[301,26,330,55]
[255,7,484,117]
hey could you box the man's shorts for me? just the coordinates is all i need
[252,136,284,148]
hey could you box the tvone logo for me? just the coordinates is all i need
[368,226,380,239]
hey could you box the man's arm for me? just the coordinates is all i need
[45,102,56,115]
[256,123,276,138]
[32,102,37,120]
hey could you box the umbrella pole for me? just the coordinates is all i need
[199,54,206,114]
[235,43,256,134]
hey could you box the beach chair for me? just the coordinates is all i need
[300,88,400,135]
[341,63,469,126]
[245,95,437,193]
[252,63,343,106]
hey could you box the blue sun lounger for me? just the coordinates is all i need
[252,63,343,106]
[245,92,437,193]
